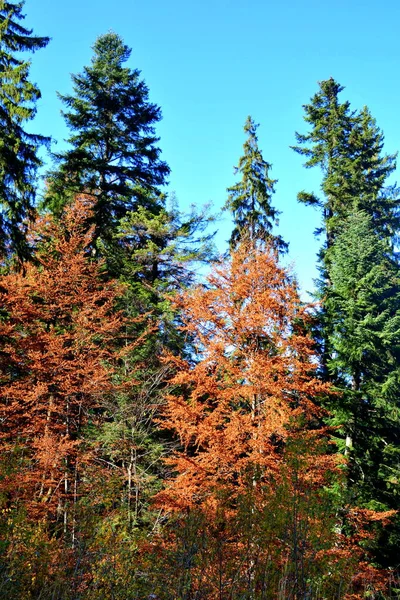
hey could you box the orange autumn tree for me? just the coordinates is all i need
[0,194,133,538]
[151,243,388,600]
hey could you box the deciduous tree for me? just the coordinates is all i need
[0,194,136,527]
[149,244,389,599]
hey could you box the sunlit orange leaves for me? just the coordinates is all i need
[0,195,137,519]
[158,243,331,510]
[152,243,391,599]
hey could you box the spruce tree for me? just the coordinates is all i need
[328,211,400,565]
[347,106,399,241]
[292,78,355,249]
[225,116,287,252]
[0,0,49,259]
[293,80,398,379]
[292,78,397,252]
[294,79,400,568]
[45,32,170,245]
[293,78,399,389]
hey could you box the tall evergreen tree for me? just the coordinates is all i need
[293,80,399,377]
[294,79,400,568]
[45,32,170,245]
[327,211,400,565]
[293,78,399,383]
[0,0,49,259]
[292,78,354,250]
[292,79,357,379]
[347,106,399,242]
[43,35,218,553]
[292,78,397,252]
[225,116,287,252]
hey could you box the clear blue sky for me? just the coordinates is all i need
[25,0,400,296]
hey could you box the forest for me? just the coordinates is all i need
[1,1,400,598]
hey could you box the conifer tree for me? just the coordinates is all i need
[327,211,400,565]
[293,80,398,380]
[292,78,354,249]
[91,198,216,539]
[225,116,287,251]
[43,33,217,546]
[110,198,215,343]
[347,107,399,241]
[0,0,49,259]
[45,31,170,245]
[292,78,397,252]
[294,79,400,567]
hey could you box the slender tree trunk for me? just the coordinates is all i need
[39,395,54,499]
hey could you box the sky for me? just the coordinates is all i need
[24,0,400,296]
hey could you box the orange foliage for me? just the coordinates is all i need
[0,195,135,522]
[158,244,331,510]
[152,243,391,599]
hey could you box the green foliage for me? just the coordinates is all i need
[0,0,49,259]
[45,31,170,246]
[326,211,400,563]
[0,7,399,586]
[88,199,217,544]
[0,504,75,600]
[293,78,398,249]
[348,107,399,240]
[111,197,215,290]
[294,79,400,569]
[226,116,287,252]
[39,34,218,585]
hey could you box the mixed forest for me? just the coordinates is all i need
[1,2,400,599]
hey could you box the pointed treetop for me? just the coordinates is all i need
[292,78,398,249]
[44,30,170,247]
[0,1,49,53]
[292,78,353,176]
[225,116,287,253]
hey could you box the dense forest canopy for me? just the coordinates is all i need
[0,2,400,599]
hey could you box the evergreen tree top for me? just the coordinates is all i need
[292,78,354,187]
[91,31,131,69]
[45,31,170,243]
[293,78,399,247]
[225,116,287,253]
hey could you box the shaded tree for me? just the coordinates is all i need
[327,210,400,566]
[0,0,50,259]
